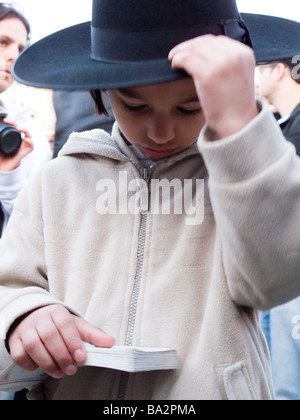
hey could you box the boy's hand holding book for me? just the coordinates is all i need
[7,304,115,379]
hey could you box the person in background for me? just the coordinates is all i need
[0,2,51,401]
[256,58,300,151]
[0,3,51,239]
[246,13,300,400]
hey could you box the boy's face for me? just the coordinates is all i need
[108,78,205,162]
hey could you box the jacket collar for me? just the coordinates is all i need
[60,122,202,168]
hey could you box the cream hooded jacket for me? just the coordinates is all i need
[0,101,300,400]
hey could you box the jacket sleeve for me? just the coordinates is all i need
[0,171,66,371]
[198,100,300,310]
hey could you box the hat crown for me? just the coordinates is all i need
[92,0,240,30]
[91,0,250,64]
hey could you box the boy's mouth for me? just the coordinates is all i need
[142,146,179,157]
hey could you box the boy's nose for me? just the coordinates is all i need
[147,116,175,144]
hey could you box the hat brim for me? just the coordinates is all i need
[12,22,188,90]
[242,13,300,63]
[14,14,300,90]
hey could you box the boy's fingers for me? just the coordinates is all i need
[11,329,64,379]
[36,317,78,376]
[9,337,39,372]
[168,38,193,59]
[50,307,86,365]
[74,316,115,350]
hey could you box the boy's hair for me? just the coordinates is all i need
[0,2,31,43]
[90,90,109,116]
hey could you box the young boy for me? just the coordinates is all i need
[1,0,300,400]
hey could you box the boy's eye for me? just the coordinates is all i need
[122,101,148,112]
[178,107,201,115]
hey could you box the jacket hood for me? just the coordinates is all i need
[58,123,127,162]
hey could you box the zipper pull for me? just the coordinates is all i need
[141,168,150,214]
[143,168,150,181]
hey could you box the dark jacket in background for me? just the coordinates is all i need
[53,90,115,158]
[280,103,300,154]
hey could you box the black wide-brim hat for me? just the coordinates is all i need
[242,13,300,63]
[12,0,252,90]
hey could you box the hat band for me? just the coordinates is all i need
[91,19,252,64]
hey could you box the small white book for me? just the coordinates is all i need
[0,345,178,392]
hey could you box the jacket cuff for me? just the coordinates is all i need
[198,99,290,184]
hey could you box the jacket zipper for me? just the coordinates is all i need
[116,166,153,400]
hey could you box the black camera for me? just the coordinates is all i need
[0,110,22,156]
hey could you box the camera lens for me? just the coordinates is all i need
[0,123,22,156]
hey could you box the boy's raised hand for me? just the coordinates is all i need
[7,305,115,379]
[169,35,258,139]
